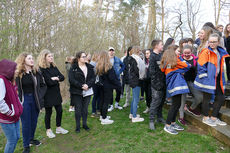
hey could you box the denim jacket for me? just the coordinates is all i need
[113,56,125,80]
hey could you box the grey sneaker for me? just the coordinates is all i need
[171,123,184,131]
[164,125,178,135]
[214,118,227,126]
[149,122,155,130]
[202,118,217,127]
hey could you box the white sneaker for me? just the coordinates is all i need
[132,116,144,123]
[202,117,217,127]
[123,103,129,108]
[99,116,111,121]
[129,114,140,119]
[115,102,123,110]
[56,127,69,134]
[69,108,75,112]
[143,107,150,113]
[214,118,227,126]
[108,105,114,112]
[101,118,114,125]
[46,129,56,138]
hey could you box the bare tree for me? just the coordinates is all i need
[213,0,227,26]
[185,0,201,40]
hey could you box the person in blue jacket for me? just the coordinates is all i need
[194,33,229,127]
[107,47,125,112]
[160,45,191,135]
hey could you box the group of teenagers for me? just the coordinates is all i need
[0,22,230,153]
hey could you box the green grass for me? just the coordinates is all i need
[0,97,230,153]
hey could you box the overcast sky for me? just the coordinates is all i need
[79,0,229,41]
[81,0,229,25]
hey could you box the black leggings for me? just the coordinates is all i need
[45,104,63,129]
[144,79,152,108]
[202,74,225,117]
[72,94,91,129]
[100,87,113,119]
[166,94,182,125]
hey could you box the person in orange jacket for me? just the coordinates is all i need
[194,33,229,127]
[160,45,191,135]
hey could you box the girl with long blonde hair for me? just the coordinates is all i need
[197,26,213,56]
[160,45,191,135]
[90,51,101,117]
[128,46,145,123]
[95,51,121,125]
[37,49,68,138]
[15,53,46,152]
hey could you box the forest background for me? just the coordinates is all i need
[0,0,230,98]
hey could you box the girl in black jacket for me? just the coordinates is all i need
[15,53,46,153]
[37,49,68,139]
[96,51,121,125]
[69,51,95,133]
[129,46,146,123]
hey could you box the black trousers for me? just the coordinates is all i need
[45,104,63,129]
[110,88,121,105]
[140,80,144,97]
[70,94,74,106]
[72,94,91,129]
[143,79,152,108]
[166,94,182,125]
[100,87,113,119]
[121,75,125,95]
[225,57,230,81]
[202,74,225,117]
[149,87,166,122]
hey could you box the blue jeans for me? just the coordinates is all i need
[92,84,100,113]
[0,121,20,153]
[21,93,39,147]
[130,86,141,118]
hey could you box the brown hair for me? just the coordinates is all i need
[151,40,162,49]
[224,23,230,38]
[130,46,141,55]
[96,51,113,75]
[72,51,85,64]
[160,45,178,69]
[179,38,188,53]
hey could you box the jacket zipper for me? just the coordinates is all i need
[31,73,41,110]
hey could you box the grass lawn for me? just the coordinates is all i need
[0,97,230,153]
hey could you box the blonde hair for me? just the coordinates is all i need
[198,26,213,52]
[37,49,56,68]
[160,45,178,69]
[96,51,112,75]
[130,46,140,55]
[91,51,100,62]
[15,52,36,78]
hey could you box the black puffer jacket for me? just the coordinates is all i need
[149,51,166,91]
[122,56,130,84]
[69,63,95,95]
[128,56,140,88]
